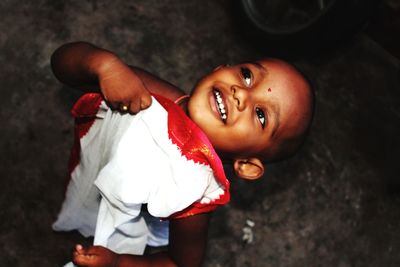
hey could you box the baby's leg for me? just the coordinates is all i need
[72,244,117,267]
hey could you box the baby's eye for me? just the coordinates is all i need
[240,67,252,86]
[255,107,266,128]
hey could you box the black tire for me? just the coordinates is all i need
[233,0,380,57]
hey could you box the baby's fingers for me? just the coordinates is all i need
[74,244,85,255]
[72,245,93,267]
[140,93,152,110]
[73,253,95,267]
[128,94,152,114]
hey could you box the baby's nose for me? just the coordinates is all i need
[232,85,249,111]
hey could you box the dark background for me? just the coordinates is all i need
[1,0,400,266]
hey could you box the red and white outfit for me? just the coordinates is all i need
[53,93,230,255]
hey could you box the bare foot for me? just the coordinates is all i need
[72,244,117,267]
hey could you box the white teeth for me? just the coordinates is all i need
[213,89,227,122]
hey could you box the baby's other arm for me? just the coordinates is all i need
[51,42,185,113]
[72,213,210,267]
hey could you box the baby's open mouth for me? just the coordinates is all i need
[213,89,227,123]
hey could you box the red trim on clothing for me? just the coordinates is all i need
[68,93,103,181]
[154,94,230,219]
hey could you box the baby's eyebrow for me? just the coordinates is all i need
[251,62,267,73]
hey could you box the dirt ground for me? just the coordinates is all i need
[1,1,400,266]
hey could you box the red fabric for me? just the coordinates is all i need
[68,93,230,218]
[154,95,230,218]
[68,93,103,175]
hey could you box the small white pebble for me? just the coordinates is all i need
[246,219,255,227]
[242,226,254,243]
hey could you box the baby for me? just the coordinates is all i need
[51,42,313,267]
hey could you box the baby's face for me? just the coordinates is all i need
[188,59,312,159]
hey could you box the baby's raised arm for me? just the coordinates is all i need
[51,42,184,113]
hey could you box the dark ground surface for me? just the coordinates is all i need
[1,1,400,266]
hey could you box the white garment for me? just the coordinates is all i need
[53,97,225,255]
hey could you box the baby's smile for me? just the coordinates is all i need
[212,88,227,123]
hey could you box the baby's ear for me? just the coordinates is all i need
[233,158,264,180]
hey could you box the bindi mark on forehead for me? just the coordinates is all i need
[268,88,272,92]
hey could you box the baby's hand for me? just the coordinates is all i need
[97,56,152,114]
[72,244,118,267]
